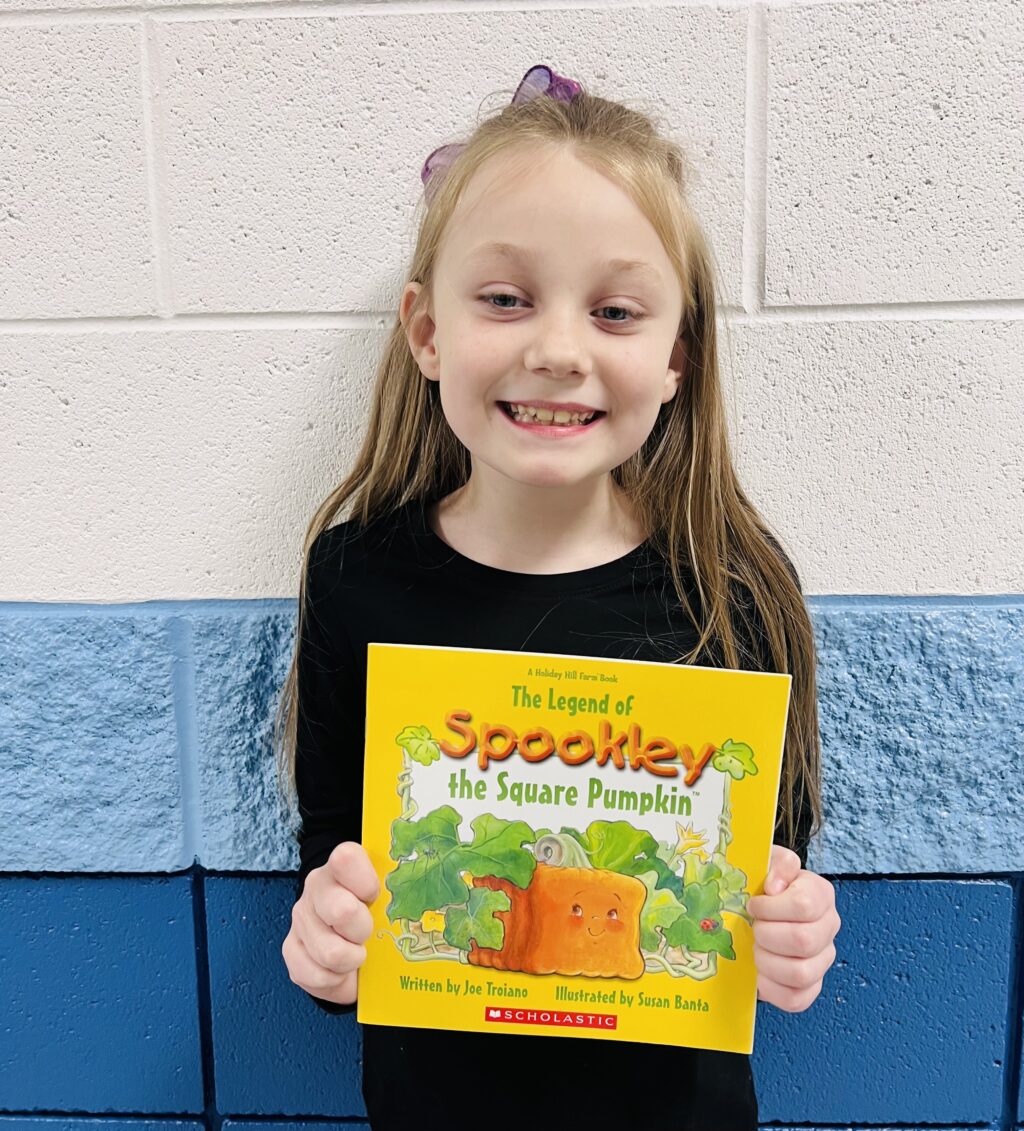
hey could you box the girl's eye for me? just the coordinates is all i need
[607,908,619,920]
[571,903,583,917]
[480,294,645,324]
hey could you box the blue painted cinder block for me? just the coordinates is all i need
[808,601,1024,874]
[752,878,1013,1124]
[189,608,299,872]
[205,877,365,1117]
[225,1123,369,1131]
[0,1122,203,1131]
[0,876,203,1112]
[0,611,187,871]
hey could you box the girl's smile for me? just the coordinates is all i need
[497,399,607,438]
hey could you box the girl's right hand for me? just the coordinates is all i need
[282,841,381,1005]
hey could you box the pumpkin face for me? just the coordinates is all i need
[467,864,645,980]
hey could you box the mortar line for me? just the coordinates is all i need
[742,0,768,317]
[168,615,204,867]
[3,594,1022,616]
[190,868,221,1131]
[0,298,1023,333]
[140,11,175,317]
[999,875,1023,1131]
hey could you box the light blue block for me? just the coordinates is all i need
[189,607,299,871]
[0,876,203,1111]
[753,878,1013,1123]
[205,877,365,1117]
[0,611,187,871]
[807,600,1023,874]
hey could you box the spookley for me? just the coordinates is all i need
[466,863,645,979]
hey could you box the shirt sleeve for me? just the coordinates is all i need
[731,538,815,869]
[293,526,366,1015]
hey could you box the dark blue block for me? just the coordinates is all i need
[226,1123,369,1131]
[0,1122,203,1131]
[0,877,203,1111]
[205,877,365,1117]
[753,878,1013,1123]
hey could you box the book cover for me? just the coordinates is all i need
[357,642,791,1054]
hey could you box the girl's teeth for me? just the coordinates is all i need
[508,402,596,426]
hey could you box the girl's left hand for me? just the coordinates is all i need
[746,844,841,1013]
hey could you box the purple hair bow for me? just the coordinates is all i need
[420,65,582,207]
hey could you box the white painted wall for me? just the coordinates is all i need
[2,1,1021,600]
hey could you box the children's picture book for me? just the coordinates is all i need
[357,643,791,1054]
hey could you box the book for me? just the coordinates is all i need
[357,642,791,1054]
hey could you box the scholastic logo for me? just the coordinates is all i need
[485,1006,617,1030]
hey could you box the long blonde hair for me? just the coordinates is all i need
[273,78,822,850]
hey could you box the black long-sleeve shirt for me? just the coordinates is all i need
[293,495,812,1131]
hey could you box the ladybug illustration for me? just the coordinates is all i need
[699,917,717,932]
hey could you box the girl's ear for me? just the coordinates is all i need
[399,281,440,382]
[662,333,686,403]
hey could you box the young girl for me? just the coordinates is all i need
[275,64,840,1131]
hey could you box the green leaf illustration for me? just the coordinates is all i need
[575,820,681,895]
[385,809,536,923]
[455,814,537,889]
[682,855,720,887]
[637,871,686,951]
[396,724,441,766]
[666,914,736,959]
[709,851,750,916]
[386,852,472,923]
[664,879,736,959]
[711,738,758,780]
[389,804,462,862]
[578,820,654,871]
[443,886,511,952]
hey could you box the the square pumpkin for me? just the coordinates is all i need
[468,864,646,979]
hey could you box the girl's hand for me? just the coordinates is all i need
[281,841,381,1006]
[746,844,841,1013]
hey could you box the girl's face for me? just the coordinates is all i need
[401,143,686,494]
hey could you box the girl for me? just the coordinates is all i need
[275,64,840,1131]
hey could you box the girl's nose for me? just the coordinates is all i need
[524,311,590,378]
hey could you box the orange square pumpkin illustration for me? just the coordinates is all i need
[467,863,645,979]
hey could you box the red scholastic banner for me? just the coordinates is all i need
[485,1007,617,1030]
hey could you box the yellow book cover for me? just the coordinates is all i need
[357,643,791,1054]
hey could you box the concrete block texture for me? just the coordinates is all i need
[225,1124,369,1131]
[753,878,1014,1124]
[808,601,1024,874]
[152,8,748,313]
[0,612,187,871]
[3,319,1021,602]
[0,1124,202,1131]
[0,25,155,319]
[205,877,366,1118]
[725,318,1024,595]
[0,330,378,603]
[765,0,1024,305]
[0,877,203,1113]
[190,608,299,870]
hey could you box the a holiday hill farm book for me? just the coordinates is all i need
[357,643,791,1054]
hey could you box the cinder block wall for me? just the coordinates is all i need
[2,3,1021,1130]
